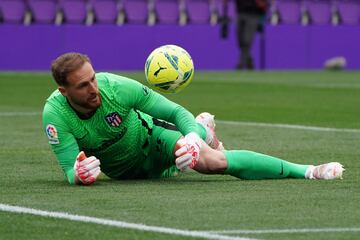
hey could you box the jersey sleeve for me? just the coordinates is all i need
[42,103,79,184]
[107,73,203,136]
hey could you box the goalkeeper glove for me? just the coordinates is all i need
[175,132,202,171]
[74,151,101,185]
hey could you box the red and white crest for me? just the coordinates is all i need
[105,112,122,127]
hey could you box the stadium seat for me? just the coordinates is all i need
[337,0,360,25]
[0,0,27,24]
[276,0,303,24]
[214,0,236,23]
[122,0,149,24]
[90,0,120,24]
[185,0,211,24]
[58,0,89,24]
[153,0,180,24]
[304,0,332,25]
[27,0,58,24]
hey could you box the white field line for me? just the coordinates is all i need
[206,228,360,234]
[0,111,41,116]
[0,204,257,240]
[1,111,360,134]
[217,120,360,133]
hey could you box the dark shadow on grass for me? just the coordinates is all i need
[32,174,309,188]
[32,176,241,188]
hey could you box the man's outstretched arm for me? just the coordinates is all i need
[107,73,205,138]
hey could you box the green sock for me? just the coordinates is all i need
[224,150,309,180]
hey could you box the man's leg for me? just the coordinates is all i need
[194,113,344,180]
[224,150,308,179]
[146,123,182,178]
[236,15,246,69]
[194,143,307,179]
[193,143,344,180]
[146,117,211,178]
[160,165,180,178]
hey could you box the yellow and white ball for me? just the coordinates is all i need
[145,45,194,94]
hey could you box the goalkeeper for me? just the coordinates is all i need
[42,52,344,185]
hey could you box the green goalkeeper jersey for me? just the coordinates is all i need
[42,72,201,184]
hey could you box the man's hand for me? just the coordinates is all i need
[74,151,101,185]
[175,132,202,171]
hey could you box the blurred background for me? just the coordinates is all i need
[0,0,359,71]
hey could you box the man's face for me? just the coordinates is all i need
[59,62,101,112]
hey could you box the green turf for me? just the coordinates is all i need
[0,71,360,240]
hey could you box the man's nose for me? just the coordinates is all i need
[89,81,97,92]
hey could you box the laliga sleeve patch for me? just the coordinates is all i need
[46,124,59,144]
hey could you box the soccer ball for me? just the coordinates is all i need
[144,44,194,94]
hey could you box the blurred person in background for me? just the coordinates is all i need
[234,0,268,70]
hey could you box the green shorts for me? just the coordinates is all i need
[142,121,182,178]
[130,119,206,179]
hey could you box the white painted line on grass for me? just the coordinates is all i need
[0,204,257,240]
[217,120,360,133]
[0,112,41,116]
[207,228,360,234]
[2,111,360,134]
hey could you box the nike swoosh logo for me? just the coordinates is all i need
[280,162,284,175]
[75,135,87,141]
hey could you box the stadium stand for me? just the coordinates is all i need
[185,0,211,24]
[276,0,303,24]
[153,0,181,24]
[214,0,236,23]
[122,0,149,24]
[337,0,360,25]
[0,0,358,26]
[58,0,90,24]
[304,0,333,25]
[90,0,120,24]
[0,0,359,70]
[0,0,28,24]
[27,0,58,24]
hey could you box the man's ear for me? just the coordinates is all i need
[58,86,67,96]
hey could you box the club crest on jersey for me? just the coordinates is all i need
[105,112,122,127]
[46,124,59,144]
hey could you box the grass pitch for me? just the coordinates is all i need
[0,71,360,240]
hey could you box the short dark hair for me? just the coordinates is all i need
[51,52,91,86]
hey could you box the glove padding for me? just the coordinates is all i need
[175,132,202,171]
[74,151,101,185]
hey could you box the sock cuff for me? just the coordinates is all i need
[223,150,235,175]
